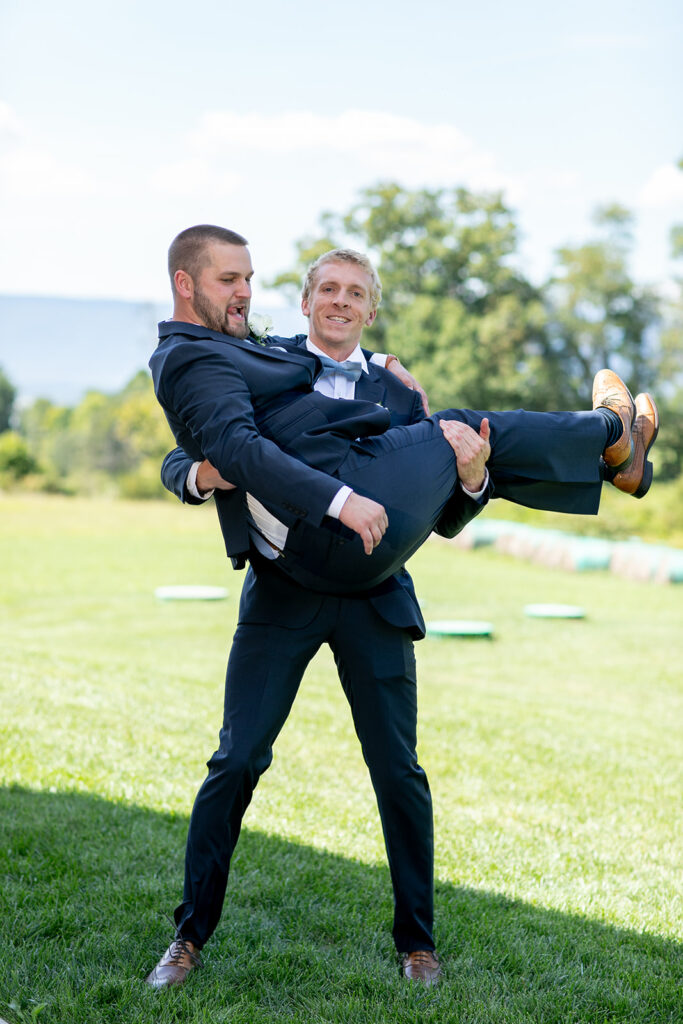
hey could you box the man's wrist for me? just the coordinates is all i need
[327,485,353,518]
[459,468,489,500]
[187,461,214,501]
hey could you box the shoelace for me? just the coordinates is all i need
[403,950,439,966]
[168,937,203,969]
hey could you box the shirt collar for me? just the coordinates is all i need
[305,337,368,374]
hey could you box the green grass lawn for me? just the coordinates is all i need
[1,494,681,1023]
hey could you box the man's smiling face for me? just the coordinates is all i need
[191,241,254,338]
[301,260,377,358]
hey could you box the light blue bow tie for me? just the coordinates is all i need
[317,354,364,382]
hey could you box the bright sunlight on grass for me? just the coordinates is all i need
[1,494,681,1023]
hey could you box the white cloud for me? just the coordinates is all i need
[0,146,97,198]
[0,100,97,198]
[147,159,243,198]
[188,109,509,192]
[567,33,644,49]
[638,164,683,209]
[0,100,24,142]
[505,167,583,207]
[1,104,676,301]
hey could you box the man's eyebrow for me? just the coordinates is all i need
[320,278,367,292]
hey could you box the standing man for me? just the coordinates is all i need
[145,227,490,990]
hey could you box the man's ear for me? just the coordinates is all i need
[174,269,193,300]
[301,297,310,318]
[365,309,377,327]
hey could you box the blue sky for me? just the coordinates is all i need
[1,0,682,308]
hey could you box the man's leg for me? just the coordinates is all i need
[177,616,331,944]
[147,608,328,987]
[278,407,611,595]
[329,599,435,958]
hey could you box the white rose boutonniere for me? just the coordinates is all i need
[248,313,274,340]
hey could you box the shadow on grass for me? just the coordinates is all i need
[1,785,680,1024]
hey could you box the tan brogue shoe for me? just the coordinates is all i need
[612,392,659,498]
[145,938,202,990]
[592,369,636,469]
[401,949,442,986]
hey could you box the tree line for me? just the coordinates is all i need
[1,182,682,496]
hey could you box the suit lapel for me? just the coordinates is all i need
[356,375,387,406]
[159,321,320,376]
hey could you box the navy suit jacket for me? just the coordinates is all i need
[152,323,485,555]
[155,327,485,638]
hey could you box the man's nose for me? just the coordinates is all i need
[235,279,252,298]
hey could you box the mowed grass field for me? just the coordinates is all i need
[1,494,681,1024]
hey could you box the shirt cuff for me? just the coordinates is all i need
[326,485,353,518]
[187,461,214,501]
[460,468,489,500]
[369,352,388,368]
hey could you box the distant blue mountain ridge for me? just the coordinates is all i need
[0,294,306,405]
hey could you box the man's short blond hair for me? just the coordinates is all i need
[302,249,382,311]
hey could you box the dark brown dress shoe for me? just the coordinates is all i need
[145,938,202,990]
[612,392,659,498]
[401,949,442,986]
[592,369,636,469]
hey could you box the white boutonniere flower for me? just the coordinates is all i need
[248,313,274,340]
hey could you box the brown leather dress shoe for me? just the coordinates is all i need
[145,938,202,990]
[612,392,659,498]
[592,369,636,469]
[401,949,442,986]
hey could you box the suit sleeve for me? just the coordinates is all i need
[154,342,341,528]
[161,447,204,505]
[400,385,493,538]
[432,481,493,539]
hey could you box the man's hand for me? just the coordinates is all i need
[439,417,491,493]
[385,356,430,415]
[196,459,236,494]
[338,492,388,555]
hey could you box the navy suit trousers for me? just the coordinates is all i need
[175,564,434,953]
[276,408,607,594]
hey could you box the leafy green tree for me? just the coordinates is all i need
[651,216,683,479]
[0,431,38,479]
[545,205,661,407]
[16,372,174,495]
[0,366,16,433]
[19,398,73,478]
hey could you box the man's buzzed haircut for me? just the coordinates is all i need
[168,225,248,292]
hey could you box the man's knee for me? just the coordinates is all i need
[365,743,426,793]
[206,740,274,789]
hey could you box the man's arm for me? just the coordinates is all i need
[378,365,491,537]
[162,451,384,555]
[434,418,493,538]
[154,341,344,525]
[384,355,429,414]
[161,447,209,504]
[153,343,387,549]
